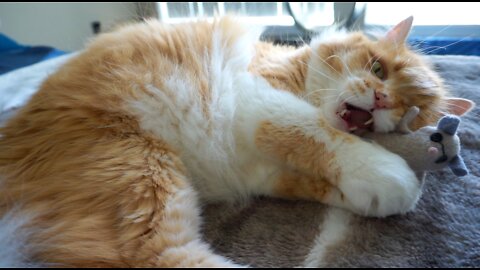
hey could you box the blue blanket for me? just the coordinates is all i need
[0,33,67,75]
[409,37,480,56]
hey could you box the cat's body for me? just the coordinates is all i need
[0,17,474,267]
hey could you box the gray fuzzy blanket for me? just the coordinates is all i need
[0,55,479,267]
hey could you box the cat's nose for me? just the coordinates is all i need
[374,90,392,109]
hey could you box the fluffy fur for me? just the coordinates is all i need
[0,16,474,267]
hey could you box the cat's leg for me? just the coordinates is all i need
[6,136,241,267]
[255,120,422,217]
[104,138,242,267]
[238,84,422,217]
[265,168,355,211]
[116,172,240,267]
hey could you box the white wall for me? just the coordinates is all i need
[0,3,138,51]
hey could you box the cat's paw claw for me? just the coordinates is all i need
[336,143,421,217]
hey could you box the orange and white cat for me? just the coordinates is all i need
[0,16,474,267]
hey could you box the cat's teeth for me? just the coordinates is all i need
[349,126,358,131]
[364,118,374,125]
[340,109,348,117]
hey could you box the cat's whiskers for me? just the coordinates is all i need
[325,54,354,78]
[318,95,341,108]
[365,55,382,73]
[318,94,342,104]
[308,50,344,77]
[296,34,310,48]
[315,89,342,104]
[413,45,445,55]
[362,55,373,72]
[339,93,358,106]
[412,42,462,55]
[301,88,338,102]
[409,25,453,53]
[425,35,474,54]
[414,34,475,55]
[319,90,354,108]
[363,53,381,72]
[296,59,340,83]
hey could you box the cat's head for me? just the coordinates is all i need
[304,16,475,133]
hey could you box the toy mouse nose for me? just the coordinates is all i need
[428,147,439,156]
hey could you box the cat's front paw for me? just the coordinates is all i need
[335,141,422,217]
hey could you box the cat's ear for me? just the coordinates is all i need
[383,16,414,44]
[444,97,476,116]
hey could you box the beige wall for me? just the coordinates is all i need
[0,3,138,51]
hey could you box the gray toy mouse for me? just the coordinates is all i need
[362,106,468,177]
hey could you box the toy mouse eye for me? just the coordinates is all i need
[430,132,443,142]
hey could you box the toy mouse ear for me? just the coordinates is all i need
[444,98,476,116]
[438,115,460,135]
[383,16,414,45]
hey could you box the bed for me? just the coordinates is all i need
[0,38,479,267]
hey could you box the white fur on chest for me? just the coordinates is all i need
[128,28,282,201]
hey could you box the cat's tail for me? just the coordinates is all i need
[0,207,44,268]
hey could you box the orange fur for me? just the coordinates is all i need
[0,16,463,266]
[0,18,244,267]
[255,121,341,183]
[252,32,448,130]
[314,32,447,129]
[274,169,336,202]
[249,43,311,95]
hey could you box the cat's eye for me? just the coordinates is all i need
[372,61,385,80]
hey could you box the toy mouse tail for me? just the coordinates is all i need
[449,155,468,176]
[397,106,419,133]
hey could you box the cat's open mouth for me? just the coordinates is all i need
[337,103,374,132]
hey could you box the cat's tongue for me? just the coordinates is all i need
[340,103,374,131]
